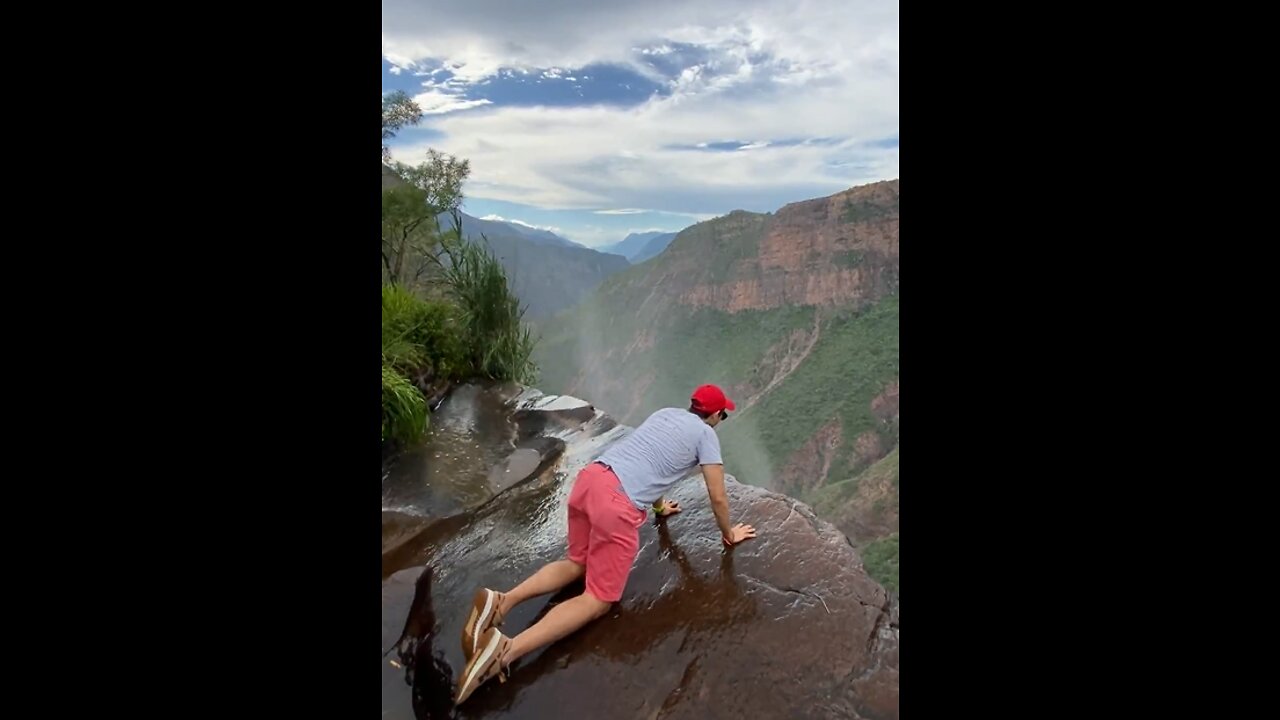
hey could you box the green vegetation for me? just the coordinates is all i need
[534,272,897,488]
[382,90,423,162]
[381,151,471,290]
[675,211,769,284]
[808,448,898,593]
[439,236,537,385]
[381,284,467,382]
[380,94,535,447]
[810,447,899,516]
[382,364,428,444]
[636,306,808,393]
[833,250,864,268]
[718,295,899,485]
[862,533,899,594]
[841,197,895,224]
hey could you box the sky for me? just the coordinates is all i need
[382,0,898,249]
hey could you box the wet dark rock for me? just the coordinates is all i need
[382,513,472,580]
[384,566,455,720]
[384,478,897,718]
[382,385,572,565]
[382,434,566,573]
[383,511,434,556]
[487,437,566,495]
[381,384,519,519]
[382,387,898,720]
[388,565,438,667]
[511,405,597,441]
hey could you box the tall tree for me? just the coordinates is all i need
[382,151,472,287]
[382,90,423,162]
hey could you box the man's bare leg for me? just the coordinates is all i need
[498,559,585,616]
[504,592,611,665]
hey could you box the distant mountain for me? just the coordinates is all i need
[451,212,629,319]
[382,164,631,319]
[453,213,586,250]
[600,231,679,262]
[599,231,664,258]
[631,231,678,264]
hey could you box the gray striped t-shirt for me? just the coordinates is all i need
[597,407,723,508]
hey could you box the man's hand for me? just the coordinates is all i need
[655,499,682,517]
[723,522,757,546]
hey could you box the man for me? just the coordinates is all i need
[453,384,757,704]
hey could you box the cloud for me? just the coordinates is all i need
[383,0,897,213]
[411,90,494,115]
[479,214,563,234]
[393,83,897,212]
[389,66,403,75]
[592,209,711,220]
[383,0,895,86]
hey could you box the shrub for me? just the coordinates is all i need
[382,363,427,443]
[438,238,537,384]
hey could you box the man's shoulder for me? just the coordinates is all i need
[666,409,716,442]
[640,407,685,426]
[699,422,720,446]
[638,408,702,435]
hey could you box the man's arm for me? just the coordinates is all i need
[701,463,739,544]
[697,430,755,545]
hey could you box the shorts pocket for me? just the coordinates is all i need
[609,491,647,526]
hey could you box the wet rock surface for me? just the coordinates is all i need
[486,436,565,495]
[383,511,434,556]
[382,388,899,720]
[381,383,526,519]
[511,403,600,441]
[382,383,565,561]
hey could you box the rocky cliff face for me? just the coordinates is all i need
[686,183,898,311]
[381,385,898,719]
[592,180,898,317]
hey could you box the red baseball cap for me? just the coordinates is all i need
[691,384,736,414]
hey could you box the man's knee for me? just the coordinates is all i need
[581,590,614,618]
[564,558,586,576]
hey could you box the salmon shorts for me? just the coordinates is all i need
[567,461,648,603]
